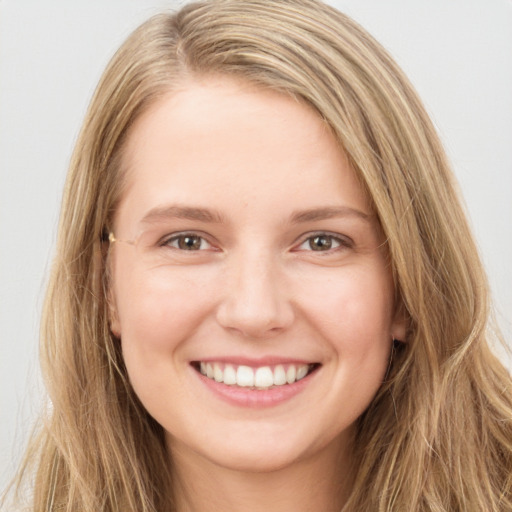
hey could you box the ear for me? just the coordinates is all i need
[390,300,408,343]
[108,289,122,338]
[103,239,122,339]
[96,237,122,338]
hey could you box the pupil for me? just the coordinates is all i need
[311,235,331,251]
[179,236,201,250]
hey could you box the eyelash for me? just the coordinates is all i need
[160,232,215,251]
[295,232,353,253]
[159,231,353,253]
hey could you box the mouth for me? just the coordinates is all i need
[191,361,321,390]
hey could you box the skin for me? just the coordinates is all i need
[109,76,406,512]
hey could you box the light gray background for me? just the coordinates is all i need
[1,0,511,490]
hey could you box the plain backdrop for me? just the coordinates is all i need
[1,0,511,490]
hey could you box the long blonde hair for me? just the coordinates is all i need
[5,1,512,510]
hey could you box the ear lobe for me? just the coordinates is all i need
[391,300,408,343]
[107,288,121,338]
[97,238,122,338]
[102,236,122,338]
[109,307,121,338]
[105,266,121,338]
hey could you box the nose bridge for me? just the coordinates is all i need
[216,245,293,338]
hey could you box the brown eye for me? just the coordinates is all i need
[308,235,336,251]
[165,234,211,251]
[178,235,202,250]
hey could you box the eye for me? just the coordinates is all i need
[297,233,351,252]
[162,233,212,251]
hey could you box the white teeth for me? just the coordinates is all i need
[213,363,223,382]
[223,364,237,385]
[273,365,287,386]
[237,365,255,387]
[286,365,296,384]
[254,367,274,388]
[197,362,315,388]
[296,365,308,381]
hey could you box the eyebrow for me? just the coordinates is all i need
[290,206,372,224]
[139,204,372,226]
[140,205,226,225]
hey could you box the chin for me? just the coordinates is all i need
[167,421,345,475]
[203,446,306,474]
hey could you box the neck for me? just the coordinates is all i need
[168,435,354,512]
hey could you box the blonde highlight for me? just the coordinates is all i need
[4,1,511,510]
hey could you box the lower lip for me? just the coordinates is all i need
[194,368,317,408]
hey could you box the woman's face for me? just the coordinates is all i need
[109,77,405,473]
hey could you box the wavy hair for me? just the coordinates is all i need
[5,1,512,510]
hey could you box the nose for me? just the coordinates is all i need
[215,250,294,339]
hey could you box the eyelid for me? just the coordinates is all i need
[293,231,354,252]
[156,230,353,253]
[159,231,219,251]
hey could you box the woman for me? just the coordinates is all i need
[5,0,512,510]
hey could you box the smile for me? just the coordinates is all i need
[192,361,319,389]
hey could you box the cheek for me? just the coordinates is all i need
[113,265,216,355]
[297,265,395,344]
[113,267,218,413]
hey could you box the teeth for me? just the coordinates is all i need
[286,365,296,384]
[274,365,286,385]
[213,363,223,383]
[223,364,237,385]
[237,365,255,387]
[296,365,308,380]
[255,367,274,388]
[198,362,313,389]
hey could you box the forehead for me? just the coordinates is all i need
[115,76,371,230]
